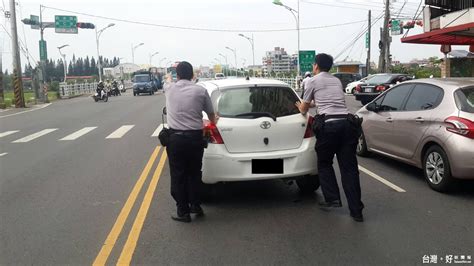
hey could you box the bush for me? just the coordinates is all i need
[49,81,60,92]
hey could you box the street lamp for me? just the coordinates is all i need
[131,42,144,64]
[57,44,69,82]
[273,0,300,76]
[225,47,238,77]
[238,33,255,75]
[149,51,159,66]
[96,23,115,81]
[219,53,228,76]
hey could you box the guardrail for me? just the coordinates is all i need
[58,82,98,99]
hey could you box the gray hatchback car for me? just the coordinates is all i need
[356,78,474,192]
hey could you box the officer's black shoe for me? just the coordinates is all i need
[190,204,204,217]
[318,200,343,209]
[350,213,364,222]
[171,213,191,223]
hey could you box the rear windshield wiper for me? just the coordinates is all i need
[235,112,277,121]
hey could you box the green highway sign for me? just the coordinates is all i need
[39,40,47,61]
[299,50,316,75]
[391,19,403,36]
[55,15,78,34]
[30,15,40,30]
[365,32,369,49]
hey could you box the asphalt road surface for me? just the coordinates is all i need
[1,88,473,265]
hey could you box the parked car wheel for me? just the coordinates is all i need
[356,133,370,157]
[423,145,454,192]
[296,175,320,194]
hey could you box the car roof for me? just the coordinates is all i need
[402,78,474,90]
[198,78,289,92]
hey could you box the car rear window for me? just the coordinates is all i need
[217,87,299,118]
[367,74,393,84]
[455,87,474,113]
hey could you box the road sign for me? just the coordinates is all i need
[55,15,78,34]
[365,32,369,49]
[391,19,403,36]
[39,40,47,61]
[30,15,40,30]
[299,50,316,75]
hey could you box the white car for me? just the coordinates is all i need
[345,75,374,94]
[198,78,319,193]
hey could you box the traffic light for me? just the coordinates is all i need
[76,22,95,29]
[22,18,39,26]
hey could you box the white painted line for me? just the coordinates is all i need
[0,152,7,157]
[0,103,52,118]
[359,165,406,192]
[0,130,20,138]
[12,128,58,143]
[59,127,97,141]
[151,124,167,137]
[106,125,135,139]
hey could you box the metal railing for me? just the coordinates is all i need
[58,82,98,99]
[263,77,299,91]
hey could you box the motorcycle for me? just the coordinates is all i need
[92,88,108,102]
[111,83,121,96]
[119,84,126,93]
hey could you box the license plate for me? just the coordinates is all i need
[364,88,372,93]
[252,159,283,174]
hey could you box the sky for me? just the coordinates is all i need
[1,0,470,72]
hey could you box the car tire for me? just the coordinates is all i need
[356,133,371,157]
[149,91,153,95]
[423,145,455,192]
[296,175,320,194]
[351,88,355,94]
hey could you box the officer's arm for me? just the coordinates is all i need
[296,101,310,115]
[208,113,218,125]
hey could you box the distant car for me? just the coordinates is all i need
[197,78,319,193]
[356,78,474,192]
[333,72,362,90]
[354,73,413,105]
[345,75,374,94]
[214,73,226,80]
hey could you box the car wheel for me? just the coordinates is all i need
[351,88,355,94]
[296,175,320,194]
[356,133,370,157]
[423,146,455,192]
[149,91,153,95]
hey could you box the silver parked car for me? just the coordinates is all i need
[356,78,474,192]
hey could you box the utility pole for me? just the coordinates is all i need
[379,0,391,73]
[0,49,4,107]
[366,10,371,76]
[10,0,25,107]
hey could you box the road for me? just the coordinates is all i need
[1,88,473,265]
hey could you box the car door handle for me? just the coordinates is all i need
[415,117,425,123]
[386,117,393,123]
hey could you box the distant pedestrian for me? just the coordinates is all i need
[296,53,364,222]
[164,61,218,223]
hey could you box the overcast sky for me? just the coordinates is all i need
[1,0,469,71]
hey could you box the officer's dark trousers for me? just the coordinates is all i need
[166,131,204,216]
[315,120,364,216]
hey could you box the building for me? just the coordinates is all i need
[262,47,296,75]
[103,63,141,79]
[334,61,365,75]
[401,0,474,77]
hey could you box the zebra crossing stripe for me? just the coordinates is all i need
[106,125,135,139]
[60,127,98,141]
[0,130,19,138]
[12,129,58,143]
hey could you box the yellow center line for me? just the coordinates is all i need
[93,145,162,266]
[117,150,168,265]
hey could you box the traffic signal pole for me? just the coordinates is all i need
[366,10,371,75]
[39,4,47,102]
[10,0,25,107]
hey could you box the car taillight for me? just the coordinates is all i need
[376,85,386,92]
[304,116,314,138]
[203,119,224,144]
[356,84,362,92]
[444,116,474,139]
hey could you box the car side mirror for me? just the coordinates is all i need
[366,102,379,112]
[162,106,167,115]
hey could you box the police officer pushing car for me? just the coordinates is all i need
[164,61,218,223]
[296,53,364,222]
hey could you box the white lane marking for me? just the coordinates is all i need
[106,125,135,139]
[151,124,168,137]
[0,130,20,138]
[359,165,406,192]
[59,127,97,141]
[0,103,52,118]
[12,128,58,143]
[0,152,7,157]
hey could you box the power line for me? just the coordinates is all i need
[42,5,366,33]
[403,0,423,38]
[0,23,38,66]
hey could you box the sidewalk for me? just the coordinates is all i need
[0,102,52,118]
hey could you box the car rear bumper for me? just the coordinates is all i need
[354,93,379,101]
[202,138,318,184]
[445,135,474,179]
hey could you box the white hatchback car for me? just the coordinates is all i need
[198,78,319,192]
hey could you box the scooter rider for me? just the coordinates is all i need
[96,81,105,98]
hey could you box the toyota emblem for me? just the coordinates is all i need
[260,121,271,129]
